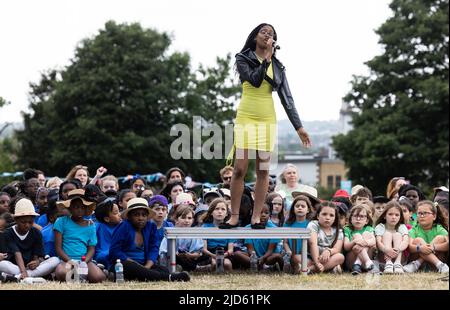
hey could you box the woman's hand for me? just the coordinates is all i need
[296,127,311,148]
[264,38,274,62]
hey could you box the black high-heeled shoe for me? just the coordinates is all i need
[218,222,239,229]
[250,222,266,229]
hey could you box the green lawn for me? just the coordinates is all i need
[0,272,448,290]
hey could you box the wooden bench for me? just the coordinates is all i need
[164,227,311,275]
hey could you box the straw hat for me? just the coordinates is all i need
[13,198,40,218]
[174,193,195,206]
[122,197,156,219]
[292,185,320,205]
[351,185,365,196]
[56,189,96,215]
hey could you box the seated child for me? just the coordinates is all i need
[201,198,234,272]
[148,195,173,248]
[0,198,59,280]
[53,189,106,283]
[283,195,312,274]
[109,198,190,281]
[374,201,409,273]
[403,200,449,273]
[94,197,122,268]
[41,199,70,257]
[343,204,377,275]
[307,202,345,274]
[160,205,208,271]
[244,203,283,270]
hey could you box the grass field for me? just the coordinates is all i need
[0,272,448,290]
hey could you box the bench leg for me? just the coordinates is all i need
[168,239,176,273]
[301,239,308,275]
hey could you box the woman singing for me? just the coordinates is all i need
[221,23,311,229]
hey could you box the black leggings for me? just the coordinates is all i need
[177,254,211,271]
[121,260,170,282]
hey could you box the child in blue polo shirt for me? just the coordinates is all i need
[94,197,122,269]
[109,198,190,282]
[53,189,106,283]
[244,203,282,270]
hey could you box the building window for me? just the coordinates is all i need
[335,175,341,188]
[327,175,333,188]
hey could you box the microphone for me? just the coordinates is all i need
[272,42,281,50]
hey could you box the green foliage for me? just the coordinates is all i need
[16,21,241,182]
[0,96,9,108]
[333,0,449,195]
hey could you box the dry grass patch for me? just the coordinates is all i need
[0,272,447,290]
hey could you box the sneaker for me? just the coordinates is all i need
[1,272,19,283]
[351,264,362,275]
[195,264,212,272]
[272,262,281,272]
[369,263,382,275]
[384,262,394,274]
[364,261,374,271]
[403,261,420,273]
[393,263,404,274]
[169,271,191,282]
[332,265,342,274]
[437,262,449,274]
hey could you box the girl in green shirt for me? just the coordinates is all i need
[343,205,376,275]
[403,200,448,273]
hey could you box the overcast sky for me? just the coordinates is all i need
[0,0,392,124]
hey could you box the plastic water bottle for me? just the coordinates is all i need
[77,256,89,283]
[215,247,225,273]
[159,252,168,268]
[22,277,47,284]
[114,259,124,283]
[250,251,258,272]
[283,251,292,274]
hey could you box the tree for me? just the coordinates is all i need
[332,0,449,195]
[16,21,241,182]
[0,96,11,136]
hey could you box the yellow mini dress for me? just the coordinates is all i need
[233,58,277,153]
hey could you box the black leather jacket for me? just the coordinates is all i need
[235,48,303,130]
